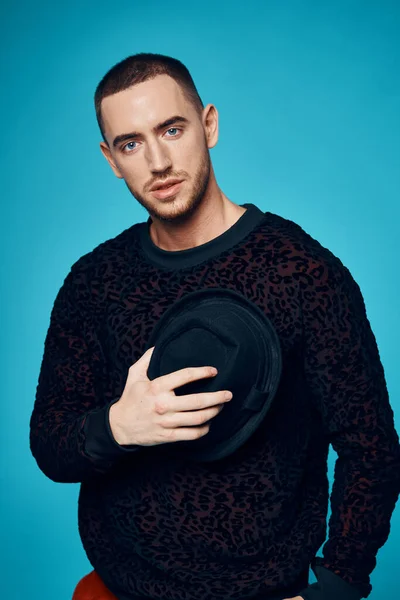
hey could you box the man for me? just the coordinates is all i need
[30,53,400,600]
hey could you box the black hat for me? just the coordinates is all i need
[144,287,282,462]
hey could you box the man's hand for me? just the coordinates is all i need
[283,596,305,600]
[109,346,232,446]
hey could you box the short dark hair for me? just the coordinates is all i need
[94,52,204,143]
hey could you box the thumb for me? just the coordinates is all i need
[129,346,156,381]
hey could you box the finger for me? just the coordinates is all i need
[155,365,218,393]
[164,423,211,442]
[129,346,156,380]
[160,403,225,429]
[173,390,233,411]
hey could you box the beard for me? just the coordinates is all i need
[123,145,211,225]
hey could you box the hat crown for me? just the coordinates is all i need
[145,287,282,462]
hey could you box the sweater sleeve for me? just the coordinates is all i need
[29,262,142,484]
[299,258,400,598]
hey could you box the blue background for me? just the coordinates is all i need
[1,1,399,598]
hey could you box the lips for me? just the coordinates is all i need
[150,178,183,192]
[150,180,183,200]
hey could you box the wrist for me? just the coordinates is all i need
[108,399,130,446]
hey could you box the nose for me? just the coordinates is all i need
[146,138,172,172]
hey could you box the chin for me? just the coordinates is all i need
[151,196,201,223]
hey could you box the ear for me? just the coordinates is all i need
[99,142,124,179]
[202,104,219,149]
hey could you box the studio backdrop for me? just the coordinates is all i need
[1,1,399,599]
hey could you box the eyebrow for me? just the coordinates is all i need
[112,115,190,148]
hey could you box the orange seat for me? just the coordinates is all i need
[72,570,119,600]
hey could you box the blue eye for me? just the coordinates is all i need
[123,141,137,152]
[122,128,180,153]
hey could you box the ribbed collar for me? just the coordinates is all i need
[138,203,266,270]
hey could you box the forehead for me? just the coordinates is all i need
[101,74,193,137]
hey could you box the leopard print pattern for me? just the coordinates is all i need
[31,210,400,599]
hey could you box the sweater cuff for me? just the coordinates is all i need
[83,397,143,461]
[298,565,363,600]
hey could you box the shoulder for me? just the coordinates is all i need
[258,213,370,336]
[57,221,142,308]
[71,221,141,275]
[259,210,351,288]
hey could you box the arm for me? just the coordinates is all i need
[297,258,400,599]
[29,262,141,484]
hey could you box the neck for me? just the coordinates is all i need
[149,186,247,252]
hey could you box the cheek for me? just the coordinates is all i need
[118,161,145,187]
[181,139,207,176]
[177,130,205,166]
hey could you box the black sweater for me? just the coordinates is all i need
[30,203,400,600]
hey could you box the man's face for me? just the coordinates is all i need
[99,74,218,224]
